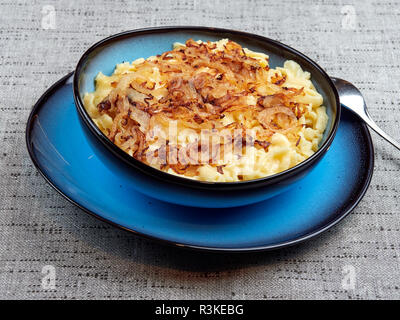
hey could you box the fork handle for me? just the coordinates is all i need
[359,109,400,151]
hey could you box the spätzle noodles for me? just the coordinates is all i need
[84,39,328,182]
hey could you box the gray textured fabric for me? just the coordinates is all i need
[0,0,399,300]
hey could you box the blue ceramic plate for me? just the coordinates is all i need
[26,73,374,251]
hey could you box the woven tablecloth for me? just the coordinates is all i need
[0,0,399,300]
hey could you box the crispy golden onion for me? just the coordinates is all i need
[91,39,323,180]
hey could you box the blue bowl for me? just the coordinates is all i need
[73,27,340,208]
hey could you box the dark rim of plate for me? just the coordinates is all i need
[72,26,341,190]
[26,33,374,252]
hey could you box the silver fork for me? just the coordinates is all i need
[332,77,400,151]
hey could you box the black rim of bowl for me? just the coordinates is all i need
[26,72,374,252]
[73,26,341,190]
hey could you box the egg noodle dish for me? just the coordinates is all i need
[83,39,328,182]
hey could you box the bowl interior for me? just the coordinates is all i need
[77,28,337,148]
